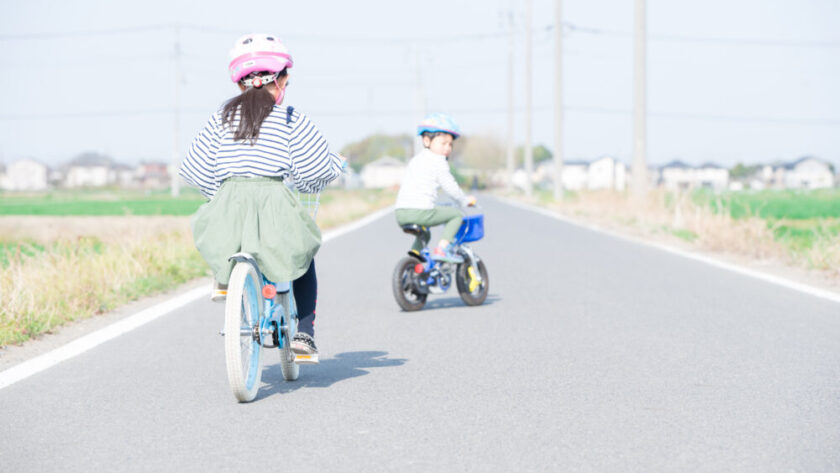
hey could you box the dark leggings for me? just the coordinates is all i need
[293,261,317,337]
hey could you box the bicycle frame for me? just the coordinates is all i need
[229,252,296,348]
[411,242,483,292]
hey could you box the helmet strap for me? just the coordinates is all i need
[242,73,278,89]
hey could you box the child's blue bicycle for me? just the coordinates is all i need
[222,189,320,403]
[222,254,306,402]
[392,213,489,311]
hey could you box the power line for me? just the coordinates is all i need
[0,22,520,44]
[3,21,836,49]
[3,106,838,126]
[0,24,172,40]
[562,22,840,48]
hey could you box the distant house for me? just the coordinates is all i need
[695,162,729,190]
[65,152,115,188]
[1,158,49,191]
[659,160,694,190]
[113,163,138,188]
[534,156,626,191]
[752,157,834,190]
[360,156,406,188]
[779,157,834,189]
[659,160,729,191]
[588,156,627,191]
[135,161,170,189]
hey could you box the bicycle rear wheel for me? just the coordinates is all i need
[392,256,427,311]
[224,262,264,402]
[277,292,299,381]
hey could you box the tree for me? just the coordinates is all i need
[730,162,762,179]
[515,144,552,166]
[451,133,506,171]
[340,133,413,172]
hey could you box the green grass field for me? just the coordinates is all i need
[0,188,206,216]
[697,189,840,220]
[693,189,840,251]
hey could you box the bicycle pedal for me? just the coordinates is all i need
[294,354,319,365]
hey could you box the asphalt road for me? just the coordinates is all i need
[1,196,839,472]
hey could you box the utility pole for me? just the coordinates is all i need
[631,0,648,200]
[505,9,515,191]
[171,24,182,198]
[553,0,564,201]
[413,47,427,156]
[523,0,534,197]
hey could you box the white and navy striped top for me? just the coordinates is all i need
[179,105,343,199]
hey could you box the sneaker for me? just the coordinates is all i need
[291,333,319,364]
[291,332,318,354]
[431,246,463,264]
[210,282,228,302]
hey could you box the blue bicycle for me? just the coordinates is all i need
[392,213,489,311]
[222,190,321,403]
[223,254,310,402]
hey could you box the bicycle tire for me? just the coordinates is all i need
[392,256,427,311]
[224,262,264,402]
[456,258,489,306]
[277,292,300,381]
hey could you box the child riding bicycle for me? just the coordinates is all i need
[179,33,345,360]
[395,113,476,264]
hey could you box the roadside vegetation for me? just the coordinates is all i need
[0,187,396,347]
[522,187,840,275]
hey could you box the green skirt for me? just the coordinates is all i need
[190,177,321,284]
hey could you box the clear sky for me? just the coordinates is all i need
[1,0,838,169]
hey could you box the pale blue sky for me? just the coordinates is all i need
[1,0,838,169]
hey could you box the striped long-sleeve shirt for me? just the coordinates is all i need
[179,105,343,199]
[395,148,469,210]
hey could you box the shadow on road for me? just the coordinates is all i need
[257,351,407,399]
[411,293,501,311]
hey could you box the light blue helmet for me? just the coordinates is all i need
[417,113,461,139]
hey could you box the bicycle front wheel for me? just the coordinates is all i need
[224,262,264,402]
[456,258,489,306]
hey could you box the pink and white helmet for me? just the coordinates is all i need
[228,33,293,84]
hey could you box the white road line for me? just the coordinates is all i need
[501,197,840,305]
[0,206,395,391]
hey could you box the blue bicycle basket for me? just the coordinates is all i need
[454,214,484,243]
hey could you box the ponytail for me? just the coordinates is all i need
[221,70,287,144]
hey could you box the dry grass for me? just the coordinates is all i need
[512,189,839,277]
[315,188,396,229]
[0,189,396,347]
[0,220,204,345]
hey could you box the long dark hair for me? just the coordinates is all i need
[221,70,287,143]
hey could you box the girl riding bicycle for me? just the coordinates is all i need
[179,33,345,359]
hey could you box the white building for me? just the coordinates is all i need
[659,160,729,191]
[1,158,49,191]
[659,160,694,190]
[534,156,626,191]
[695,162,730,190]
[65,153,114,188]
[361,156,406,188]
[779,157,834,189]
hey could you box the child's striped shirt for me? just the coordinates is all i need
[179,105,342,199]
